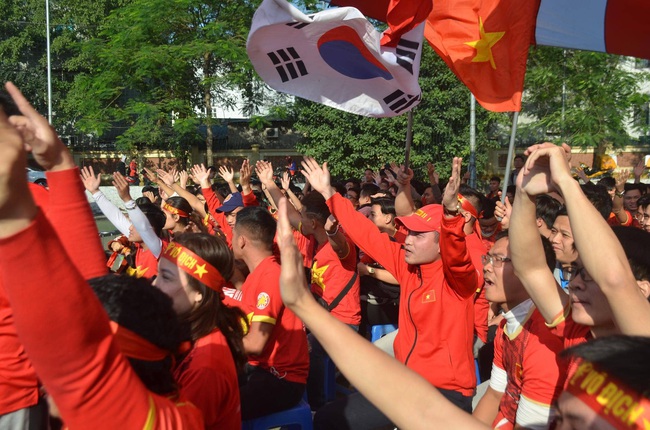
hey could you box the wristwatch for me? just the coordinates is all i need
[615,190,625,198]
[444,202,461,216]
[367,266,375,275]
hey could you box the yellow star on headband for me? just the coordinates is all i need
[465,17,505,70]
[194,263,208,279]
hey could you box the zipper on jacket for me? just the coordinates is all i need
[404,266,424,366]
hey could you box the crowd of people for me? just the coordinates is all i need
[1,80,650,430]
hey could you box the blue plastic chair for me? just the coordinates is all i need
[370,323,398,343]
[475,358,482,385]
[241,399,313,430]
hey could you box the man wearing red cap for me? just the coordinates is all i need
[303,156,478,429]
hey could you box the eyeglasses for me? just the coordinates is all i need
[562,265,593,282]
[346,194,358,201]
[634,212,650,223]
[481,254,511,268]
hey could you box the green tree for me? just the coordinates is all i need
[294,44,504,181]
[522,47,650,168]
[64,0,263,163]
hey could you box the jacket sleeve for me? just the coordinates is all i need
[440,215,478,298]
[242,190,259,207]
[0,211,161,430]
[327,193,403,279]
[45,168,108,279]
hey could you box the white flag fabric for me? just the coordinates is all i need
[247,0,424,117]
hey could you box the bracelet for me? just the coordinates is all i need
[124,200,137,210]
[326,224,340,237]
[615,190,625,198]
[443,202,461,216]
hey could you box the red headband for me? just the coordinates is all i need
[458,194,480,219]
[162,242,226,293]
[566,360,650,429]
[110,321,169,362]
[163,202,189,218]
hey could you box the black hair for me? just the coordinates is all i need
[301,191,331,225]
[481,198,496,219]
[234,206,277,250]
[562,335,650,398]
[597,176,616,190]
[638,194,650,210]
[172,233,248,371]
[459,184,485,215]
[89,274,188,395]
[142,184,159,198]
[489,176,501,183]
[165,196,193,227]
[360,183,380,199]
[333,182,347,197]
[135,197,152,207]
[624,183,646,194]
[496,231,556,272]
[581,184,612,220]
[370,197,396,217]
[0,89,20,116]
[137,202,166,238]
[611,226,650,283]
[514,154,525,162]
[535,194,562,229]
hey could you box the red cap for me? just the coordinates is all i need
[395,204,443,233]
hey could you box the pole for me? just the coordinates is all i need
[469,94,477,188]
[46,0,52,123]
[500,111,519,205]
[404,110,414,172]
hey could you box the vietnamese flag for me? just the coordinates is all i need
[330,0,433,47]
[425,0,540,112]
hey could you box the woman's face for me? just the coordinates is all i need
[153,258,202,314]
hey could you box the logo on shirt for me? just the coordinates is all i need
[256,292,270,310]
[421,290,436,303]
[311,262,329,291]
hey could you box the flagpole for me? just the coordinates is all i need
[469,94,476,188]
[501,111,519,205]
[404,110,414,172]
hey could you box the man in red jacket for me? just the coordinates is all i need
[303,156,478,429]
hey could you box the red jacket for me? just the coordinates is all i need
[327,194,478,395]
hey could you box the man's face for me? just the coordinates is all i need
[225,206,243,228]
[489,180,500,192]
[346,190,359,208]
[555,391,616,430]
[369,204,388,229]
[364,169,374,182]
[421,187,435,205]
[231,226,244,260]
[624,189,642,212]
[550,215,578,265]
[403,230,440,265]
[379,181,389,191]
[482,238,526,306]
[514,157,524,169]
[479,216,499,238]
[636,204,650,232]
[566,262,613,329]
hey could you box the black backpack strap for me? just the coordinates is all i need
[326,271,358,312]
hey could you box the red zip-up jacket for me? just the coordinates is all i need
[327,193,478,396]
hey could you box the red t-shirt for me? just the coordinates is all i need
[127,240,168,279]
[240,256,309,384]
[0,211,204,429]
[327,194,478,396]
[310,232,361,326]
[492,306,567,428]
[547,306,593,389]
[466,232,488,343]
[174,329,241,430]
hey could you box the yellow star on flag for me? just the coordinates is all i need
[465,17,505,70]
[194,263,208,279]
[311,263,330,291]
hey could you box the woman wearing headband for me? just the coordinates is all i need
[154,233,247,430]
[162,196,195,236]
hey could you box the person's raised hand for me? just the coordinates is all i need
[143,190,155,203]
[301,156,334,199]
[575,166,589,184]
[143,167,158,184]
[4,82,74,172]
[634,159,646,180]
[442,157,462,212]
[218,165,234,183]
[240,160,252,190]
[179,170,189,189]
[615,169,631,191]
[280,171,291,190]
[112,172,133,203]
[427,162,440,185]
[191,164,211,188]
[255,160,274,186]
[0,106,36,232]
[156,169,176,187]
[80,166,102,194]
[372,170,382,185]
[395,165,413,187]
[494,198,512,229]
[520,143,573,195]
[277,197,312,309]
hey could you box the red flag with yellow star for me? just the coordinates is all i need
[425,0,540,112]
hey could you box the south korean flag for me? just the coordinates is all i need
[247,0,423,117]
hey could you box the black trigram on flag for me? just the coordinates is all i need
[395,39,420,74]
[384,90,421,114]
[285,21,310,30]
[266,47,308,83]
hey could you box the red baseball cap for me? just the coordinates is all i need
[395,204,443,233]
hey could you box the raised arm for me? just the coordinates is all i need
[611,170,631,225]
[219,165,238,194]
[281,171,303,212]
[427,162,443,204]
[509,145,568,323]
[257,160,301,229]
[81,165,132,237]
[536,145,650,336]
[394,166,416,217]
[276,197,487,430]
